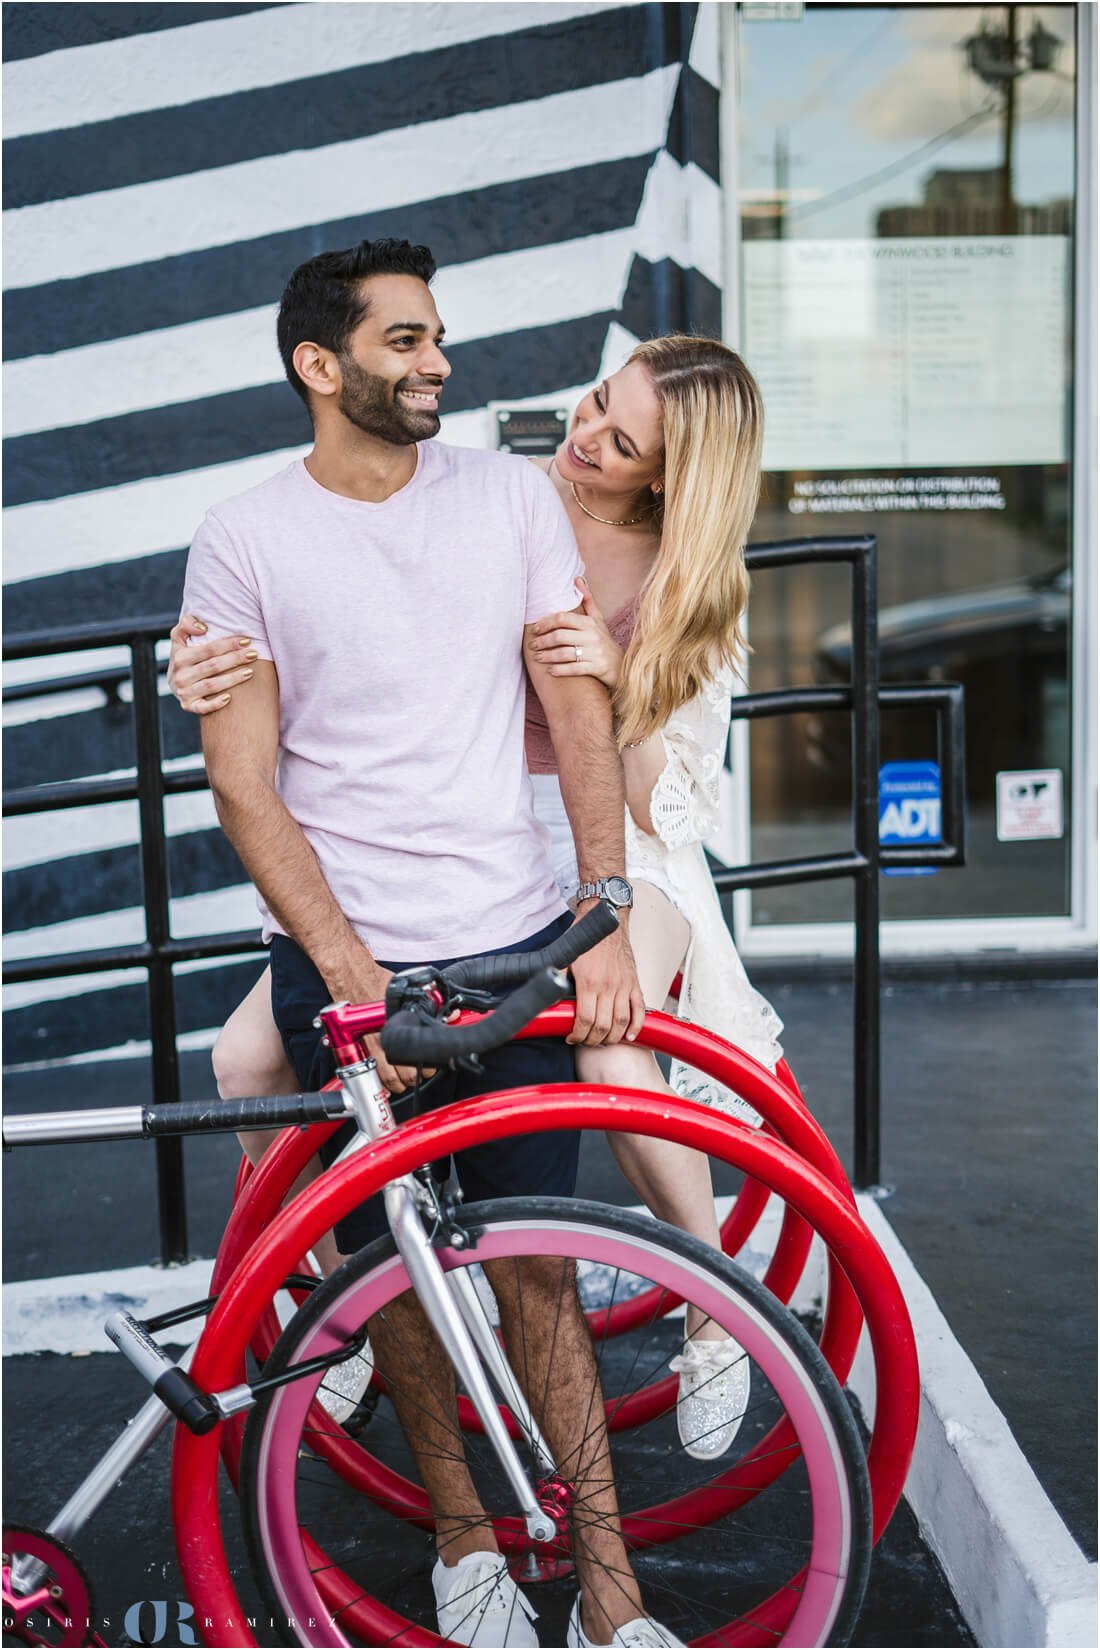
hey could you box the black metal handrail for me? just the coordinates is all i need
[3,539,965,1257]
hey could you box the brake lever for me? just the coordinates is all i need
[447,987,498,1013]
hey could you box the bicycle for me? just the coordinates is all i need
[4,905,918,1648]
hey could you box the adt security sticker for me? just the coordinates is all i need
[996,769,1064,841]
[879,761,941,877]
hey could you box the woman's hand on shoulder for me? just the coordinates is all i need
[167,614,259,714]
[527,576,624,691]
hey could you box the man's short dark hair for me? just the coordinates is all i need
[277,238,437,405]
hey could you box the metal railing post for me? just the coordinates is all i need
[850,543,882,1190]
[131,637,188,1263]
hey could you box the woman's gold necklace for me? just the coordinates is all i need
[569,480,654,527]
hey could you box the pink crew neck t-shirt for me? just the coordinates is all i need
[183,442,583,958]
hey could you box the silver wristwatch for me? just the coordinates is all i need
[575,875,633,910]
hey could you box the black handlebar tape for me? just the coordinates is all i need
[382,965,569,1066]
[140,1092,347,1138]
[442,901,619,993]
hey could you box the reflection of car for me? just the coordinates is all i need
[808,567,1070,797]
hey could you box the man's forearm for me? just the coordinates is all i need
[210,771,380,998]
[550,695,627,888]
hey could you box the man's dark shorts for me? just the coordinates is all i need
[269,914,578,1253]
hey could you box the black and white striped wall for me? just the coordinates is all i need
[3,0,723,1067]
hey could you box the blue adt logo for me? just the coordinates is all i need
[879,761,941,878]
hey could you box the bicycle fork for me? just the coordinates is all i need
[338,1060,559,1544]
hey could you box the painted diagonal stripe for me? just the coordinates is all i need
[2,882,263,962]
[3,66,680,290]
[3,548,187,633]
[5,826,240,933]
[1,4,280,68]
[3,155,655,361]
[3,952,267,1057]
[689,0,719,86]
[2,793,217,873]
[2,446,308,585]
[5,230,637,438]
[667,65,721,183]
[3,2,616,139]
[6,5,661,208]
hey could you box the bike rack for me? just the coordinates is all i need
[2,537,965,1260]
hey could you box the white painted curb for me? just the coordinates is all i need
[2,1258,214,1355]
[851,1194,1098,1649]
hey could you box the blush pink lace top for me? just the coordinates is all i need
[524,593,639,773]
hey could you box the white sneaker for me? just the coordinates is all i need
[669,1335,750,1461]
[316,1343,373,1425]
[566,1598,684,1648]
[432,1551,539,1647]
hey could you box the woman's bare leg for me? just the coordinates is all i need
[575,882,711,1248]
[576,880,723,1339]
[214,969,347,1275]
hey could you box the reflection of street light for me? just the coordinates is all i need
[1025,19,1063,73]
[961,8,1063,234]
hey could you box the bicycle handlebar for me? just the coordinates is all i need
[381,903,619,1067]
[442,901,618,991]
[382,964,570,1066]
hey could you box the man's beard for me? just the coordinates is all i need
[337,353,441,444]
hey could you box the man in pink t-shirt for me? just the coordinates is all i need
[181,239,677,1650]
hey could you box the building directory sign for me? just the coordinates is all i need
[743,237,1069,471]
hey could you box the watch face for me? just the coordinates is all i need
[606,876,633,907]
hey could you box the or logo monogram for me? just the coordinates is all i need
[123,1601,198,1646]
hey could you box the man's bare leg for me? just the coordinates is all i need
[368,1256,649,1640]
[368,1290,498,1565]
[487,1254,646,1642]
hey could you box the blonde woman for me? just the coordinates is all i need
[168,335,784,1460]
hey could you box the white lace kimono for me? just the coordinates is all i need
[530,664,784,1125]
[623,663,784,1124]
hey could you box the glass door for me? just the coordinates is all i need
[723,2,1093,954]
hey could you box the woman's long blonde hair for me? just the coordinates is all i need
[613,335,764,749]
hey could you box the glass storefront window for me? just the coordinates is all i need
[733,3,1078,927]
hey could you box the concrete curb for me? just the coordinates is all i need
[851,1194,1097,1649]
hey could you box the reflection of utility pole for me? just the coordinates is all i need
[775,127,789,240]
[999,6,1017,234]
[962,5,1063,235]
[752,129,804,240]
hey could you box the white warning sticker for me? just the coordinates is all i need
[995,769,1064,841]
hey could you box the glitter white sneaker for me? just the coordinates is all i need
[566,1598,684,1647]
[316,1342,373,1425]
[669,1335,751,1460]
[432,1551,539,1647]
